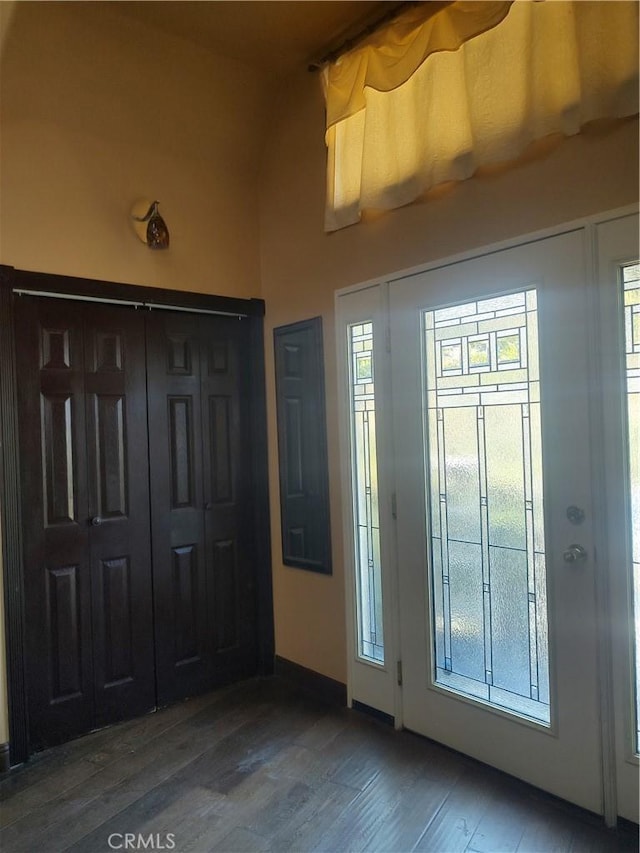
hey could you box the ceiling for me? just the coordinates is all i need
[110,1,405,77]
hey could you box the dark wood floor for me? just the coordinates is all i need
[0,678,637,853]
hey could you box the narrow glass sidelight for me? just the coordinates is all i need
[348,322,384,664]
[423,290,550,723]
[621,262,640,753]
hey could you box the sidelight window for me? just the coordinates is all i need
[348,322,384,664]
[621,262,640,752]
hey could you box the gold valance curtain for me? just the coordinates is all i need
[322,1,639,232]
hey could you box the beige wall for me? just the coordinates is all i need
[0,1,272,297]
[260,71,639,684]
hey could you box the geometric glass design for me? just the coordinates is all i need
[423,290,550,723]
[621,262,640,753]
[349,322,384,663]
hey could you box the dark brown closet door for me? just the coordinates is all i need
[147,313,208,705]
[202,316,257,683]
[83,304,155,727]
[15,297,155,749]
[147,312,257,706]
[16,297,93,749]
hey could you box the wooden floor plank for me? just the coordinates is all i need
[412,765,506,852]
[465,789,529,852]
[215,826,271,852]
[314,734,456,853]
[0,697,255,851]
[0,682,236,821]
[516,806,578,852]
[62,690,325,851]
[62,718,284,849]
[293,710,350,751]
[268,780,361,852]
[0,677,636,853]
[362,753,461,853]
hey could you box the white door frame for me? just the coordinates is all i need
[335,204,639,825]
[593,212,640,824]
[335,282,403,724]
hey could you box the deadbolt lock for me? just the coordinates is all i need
[566,505,585,525]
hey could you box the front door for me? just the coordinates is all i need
[390,231,603,811]
[16,297,155,749]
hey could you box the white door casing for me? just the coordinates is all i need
[336,283,400,720]
[336,208,639,820]
[596,213,640,824]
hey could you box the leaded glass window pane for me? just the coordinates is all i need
[349,323,384,663]
[621,262,640,753]
[423,289,550,724]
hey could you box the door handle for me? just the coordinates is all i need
[563,544,587,564]
[204,502,214,511]
[90,516,102,527]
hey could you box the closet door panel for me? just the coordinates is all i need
[84,305,155,725]
[15,297,94,749]
[201,317,257,679]
[147,313,209,705]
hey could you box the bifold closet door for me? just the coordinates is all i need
[146,312,257,706]
[82,303,155,729]
[15,297,155,750]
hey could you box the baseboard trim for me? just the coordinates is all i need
[0,742,10,773]
[274,656,347,708]
[616,816,639,833]
[352,700,394,727]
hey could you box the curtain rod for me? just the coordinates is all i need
[13,288,247,318]
[308,1,417,72]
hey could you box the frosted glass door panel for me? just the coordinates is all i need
[424,291,549,723]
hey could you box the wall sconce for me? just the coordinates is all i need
[131,199,170,249]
